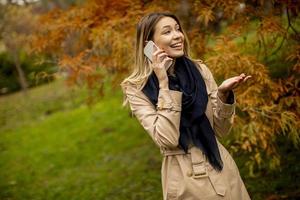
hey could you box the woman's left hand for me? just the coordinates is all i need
[218,73,251,102]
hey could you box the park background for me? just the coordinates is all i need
[0,0,299,199]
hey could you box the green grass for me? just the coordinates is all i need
[0,79,162,200]
[0,79,299,199]
[0,79,88,132]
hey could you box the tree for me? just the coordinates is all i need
[29,0,299,175]
[0,4,38,94]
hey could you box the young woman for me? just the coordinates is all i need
[121,12,251,200]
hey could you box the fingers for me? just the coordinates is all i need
[232,74,251,89]
[153,49,168,63]
[153,56,172,69]
[151,48,172,71]
[238,73,252,82]
[161,57,173,67]
[229,74,250,89]
[243,75,252,82]
[153,48,164,56]
[220,73,252,92]
[233,76,244,84]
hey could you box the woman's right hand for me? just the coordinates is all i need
[152,48,173,89]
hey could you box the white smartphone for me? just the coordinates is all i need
[143,40,158,62]
[143,40,173,70]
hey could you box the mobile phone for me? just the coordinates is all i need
[143,40,158,62]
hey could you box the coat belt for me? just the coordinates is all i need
[160,147,208,178]
[160,147,226,196]
[160,148,189,156]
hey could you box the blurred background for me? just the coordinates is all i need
[0,0,299,199]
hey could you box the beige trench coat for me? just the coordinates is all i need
[121,61,251,200]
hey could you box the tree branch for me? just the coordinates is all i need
[270,35,286,56]
[286,7,299,36]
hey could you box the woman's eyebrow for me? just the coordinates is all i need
[162,24,179,29]
[162,25,171,29]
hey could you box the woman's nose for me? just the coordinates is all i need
[172,31,182,40]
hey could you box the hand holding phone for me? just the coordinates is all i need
[143,41,173,89]
[143,40,173,70]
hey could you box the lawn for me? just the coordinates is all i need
[0,79,299,200]
[0,79,162,200]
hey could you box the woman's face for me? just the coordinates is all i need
[153,17,185,58]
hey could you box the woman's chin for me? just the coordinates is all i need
[168,51,184,58]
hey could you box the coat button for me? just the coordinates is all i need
[186,170,193,177]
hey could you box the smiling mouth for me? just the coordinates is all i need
[170,42,183,49]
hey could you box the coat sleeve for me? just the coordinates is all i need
[198,62,236,137]
[122,84,183,149]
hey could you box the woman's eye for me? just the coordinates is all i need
[163,28,181,35]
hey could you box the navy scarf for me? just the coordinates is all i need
[142,56,223,171]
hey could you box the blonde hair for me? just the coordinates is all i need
[121,12,192,106]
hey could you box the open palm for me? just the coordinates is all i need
[218,73,251,94]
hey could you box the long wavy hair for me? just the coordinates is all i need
[121,12,191,106]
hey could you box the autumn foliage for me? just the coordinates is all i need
[27,0,299,175]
